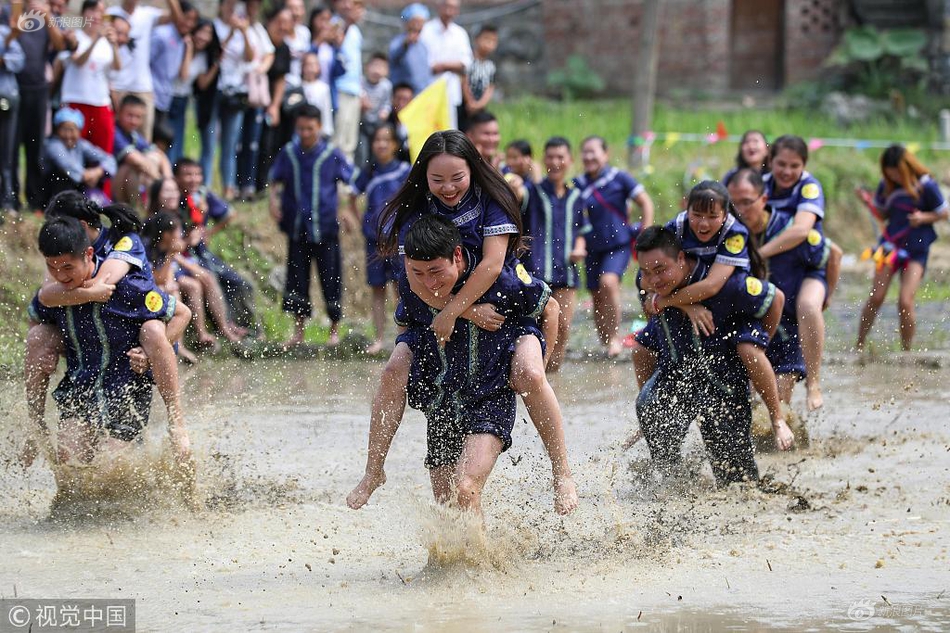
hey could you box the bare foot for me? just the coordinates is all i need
[621,429,643,452]
[606,339,623,359]
[772,419,795,451]
[806,384,823,411]
[365,340,385,355]
[553,474,578,515]
[347,470,386,509]
[178,347,199,365]
[327,330,341,347]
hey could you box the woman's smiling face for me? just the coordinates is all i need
[426,153,471,207]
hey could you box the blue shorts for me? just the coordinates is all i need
[53,376,153,442]
[365,245,399,288]
[905,246,930,268]
[766,316,806,378]
[585,244,632,290]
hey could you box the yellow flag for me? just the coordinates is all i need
[906,142,921,154]
[664,132,681,148]
[399,78,451,162]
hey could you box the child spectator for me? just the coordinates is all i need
[504,139,541,184]
[300,52,333,137]
[357,52,392,166]
[268,105,354,347]
[461,24,497,127]
[388,81,413,162]
[112,95,173,205]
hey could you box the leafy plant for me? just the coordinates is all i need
[824,26,929,97]
[546,55,606,100]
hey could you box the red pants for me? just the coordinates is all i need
[63,102,115,155]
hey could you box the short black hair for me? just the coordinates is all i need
[476,24,498,37]
[465,110,497,130]
[120,94,147,110]
[544,136,571,153]
[173,157,202,175]
[295,104,322,123]
[404,214,461,261]
[369,51,388,63]
[392,82,414,94]
[635,225,682,259]
[38,216,91,258]
[506,139,532,157]
[730,168,765,194]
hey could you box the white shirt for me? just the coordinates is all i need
[61,30,114,106]
[302,79,333,136]
[172,53,208,97]
[107,4,163,92]
[214,17,250,93]
[419,18,472,107]
[285,23,310,88]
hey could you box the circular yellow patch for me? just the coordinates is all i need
[801,183,820,200]
[746,276,763,296]
[145,291,164,313]
[113,236,134,252]
[724,234,746,255]
[516,263,532,285]
[807,229,823,246]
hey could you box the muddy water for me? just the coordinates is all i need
[1,354,948,631]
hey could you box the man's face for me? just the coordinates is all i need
[543,145,572,180]
[727,179,767,229]
[405,248,463,297]
[176,8,198,35]
[392,87,413,113]
[638,248,688,297]
[296,116,322,148]
[46,248,95,290]
[117,103,145,133]
[466,120,500,161]
[438,0,460,23]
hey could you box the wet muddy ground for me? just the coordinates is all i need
[0,273,948,631]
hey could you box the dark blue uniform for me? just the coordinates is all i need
[269,138,355,320]
[666,210,752,272]
[635,265,777,484]
[756,208,832,378]
[92,228,153,280]
[870,174,947,268]
[574,167,645,289]
[350,159,411,287]
[763,170,825,231]
[396,253,549,468]
[521,179,592,289]
[28,258,176,441]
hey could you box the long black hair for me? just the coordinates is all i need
[686,180,767,279]
[377,130,523,257]
[45,191,142,236]
[735,129,769,170]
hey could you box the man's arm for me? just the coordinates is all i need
[654,263,733,312]
[758,212,816,258]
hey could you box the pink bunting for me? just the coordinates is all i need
[808,138,825,151]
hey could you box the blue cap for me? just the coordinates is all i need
[401,3,429,21]
[53,107,85,130]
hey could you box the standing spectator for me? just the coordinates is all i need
[357,52,391,167]
[388,3,431,96]
[60,0,121,155]
[284,0,310,88]
[461,24,497,127]
[255,3,293,193]
[387,82,413,162]
[214,0,255,201]
[149,1,199,161]
[14,0,66,213]
[333,0,364,163]
[420,0,471,130]
[300,52,333,137]
[106,0,186,143]
[0,15,25,216]
[183,19,221,182]
[308,4,333,85]
[235,0,275,200]
[464,109,501,169]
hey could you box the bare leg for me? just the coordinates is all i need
[429,465,454,504]
[367,285,387,354]
[738,342,792,451]
[347,342,412,509]
[55,416,98,464]
[796,278,827,411]
[287,315,307,347]
[897,262,924,351]
[179,276,217,348]
[22,324,63,466]
[593,273,623,357]
[777,373,797,406]
[547,287,576,372]
[138,320,191,463]
[196,271,241,343]
[510,335,578,515]
[856,266,895,351]
[631,340,657,389]
[454,433,503,515]
[111,163,141,206]
[328,320,341,346]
